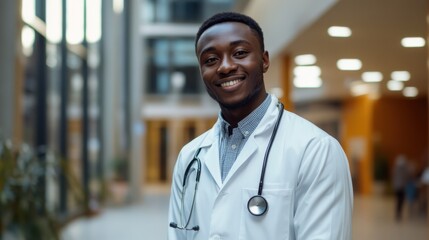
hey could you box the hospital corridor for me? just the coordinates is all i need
[61,185,428,240]
[1,0,429,239]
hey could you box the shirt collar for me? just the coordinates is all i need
[219,95,272,138]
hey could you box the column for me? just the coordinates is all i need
[0,1,21,143]
[280,54,294,111]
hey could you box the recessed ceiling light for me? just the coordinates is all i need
[293,65,321,78]
[337,59,362,71]
[350,82,370,96]
[387,80,404,91]
[328,26,352,37]
[401,37,425,47]
[391,71,410,81]
[293,77,322,88]
[403,87,418,97]
[294,54,317,65]
[362,71,383,82]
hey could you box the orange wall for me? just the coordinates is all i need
[342,96,374,195]
[373,97,428,172]
[342,96,428,195]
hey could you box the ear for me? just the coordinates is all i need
[262,51,270,73]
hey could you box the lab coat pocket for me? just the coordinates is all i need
[239,188,292,240]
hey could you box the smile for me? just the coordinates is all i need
[220,79,243,87]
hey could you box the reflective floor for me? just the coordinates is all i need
[62,186,428,240]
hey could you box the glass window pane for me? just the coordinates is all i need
[157,70,170,93]
[154,40,169,66]
[172,40,197,66]
[170,0,201,23]
[146,38,202,95]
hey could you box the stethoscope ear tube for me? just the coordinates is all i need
[182,148,202,187]
[248,102,284,216]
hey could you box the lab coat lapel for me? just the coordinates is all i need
[200,123,223,189]
[223,95,279,184]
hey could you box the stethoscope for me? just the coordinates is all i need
[170,102,284,231]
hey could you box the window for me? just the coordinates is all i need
[146,38,201,95]
[142,0,235,23]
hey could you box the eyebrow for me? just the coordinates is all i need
[198,39,252,59]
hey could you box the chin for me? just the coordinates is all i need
[219,95,251,110]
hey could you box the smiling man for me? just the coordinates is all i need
[168,12,353,240]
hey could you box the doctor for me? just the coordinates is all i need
[168,12,353,240]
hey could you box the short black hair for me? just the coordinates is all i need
[195,12,265,52]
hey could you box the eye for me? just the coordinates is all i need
[234,50,249,58]
[204,56,218,65]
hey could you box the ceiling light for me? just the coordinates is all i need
[362,71,383,82]
[293,77,322,88]
[337,59,362,71]
[403,87,418,97]
[328,26,352,37]
[391,71,410,81]
[350,82,370,96]
[294,54,317,65]
[401,37,425,48]
[293,65,321,78]
[387,80,404,91]
[350,81,380,98]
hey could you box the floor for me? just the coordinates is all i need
[61,186,428,240]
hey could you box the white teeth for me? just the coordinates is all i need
[221,79,241,87]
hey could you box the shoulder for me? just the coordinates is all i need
[181,130,211,153]
[177,121,219,160]
[279,110,347,167]
[280,110,332,142]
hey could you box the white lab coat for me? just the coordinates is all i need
[168,95,353,240]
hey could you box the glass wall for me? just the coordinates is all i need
[143,0,234,23]
[20,0,103,215]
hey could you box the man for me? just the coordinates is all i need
[168,12,353,240]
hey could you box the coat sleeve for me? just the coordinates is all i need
[168,152,186,240]
[293,135,353,240]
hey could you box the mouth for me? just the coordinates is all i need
[217,77,245,88]
[220,79,242,87]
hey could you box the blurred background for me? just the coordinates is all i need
[0,0,428,239]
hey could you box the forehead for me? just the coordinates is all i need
[196,22,260,53]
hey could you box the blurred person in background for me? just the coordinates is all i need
[392,154,409,221]
[419,163,429,215]
[405,161,418,218]
[168,12,353,240]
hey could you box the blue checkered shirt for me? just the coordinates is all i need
[218,95,271,182]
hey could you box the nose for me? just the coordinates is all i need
[217,56,237,75]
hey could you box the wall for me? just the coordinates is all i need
[342,95,374,195]
[342,95,428,195]
[373,97,428,173]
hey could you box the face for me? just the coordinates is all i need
[196,22,270,112]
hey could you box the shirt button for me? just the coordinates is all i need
[231,144,237,150]
[244,131,249,136]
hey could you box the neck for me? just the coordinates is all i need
[220,93,268,127]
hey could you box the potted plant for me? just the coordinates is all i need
[0,140,59,239]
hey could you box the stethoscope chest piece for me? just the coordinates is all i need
[247,195,268,216]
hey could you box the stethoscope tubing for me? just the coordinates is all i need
[257,103,284,196]
[173,101,285,228]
